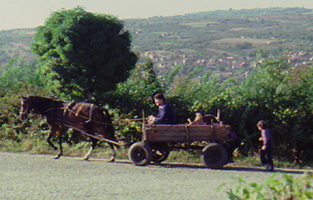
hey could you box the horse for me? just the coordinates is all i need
[20,95,117,161]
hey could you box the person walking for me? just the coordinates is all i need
[257,120,274,171]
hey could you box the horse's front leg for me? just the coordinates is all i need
[47,126,63,159]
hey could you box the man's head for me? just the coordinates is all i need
[257,120,267,130]
[154,93,165,106]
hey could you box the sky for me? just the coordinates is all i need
[1,0,313,31]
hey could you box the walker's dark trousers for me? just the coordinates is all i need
[260,143,273,166]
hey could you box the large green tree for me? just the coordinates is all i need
[31,7,138,102]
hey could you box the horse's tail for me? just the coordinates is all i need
[101,108,116,141]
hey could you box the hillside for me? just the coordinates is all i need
[0,28,36,68]
[1,7,313,78]
[125,7,313,78]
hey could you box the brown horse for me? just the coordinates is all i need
[20,95,117,161]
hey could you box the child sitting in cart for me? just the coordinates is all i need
[187,112,205,125]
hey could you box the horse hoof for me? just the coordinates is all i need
[54,156,60,159]
[83,157,89,161]
[108,157,115,162]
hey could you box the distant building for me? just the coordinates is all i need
[232,62,248,69]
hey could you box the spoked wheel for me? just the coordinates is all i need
[128,142,152,166]
[151,143,170,163]
[201,143,228,169]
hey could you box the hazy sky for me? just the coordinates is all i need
[1,0,313,31]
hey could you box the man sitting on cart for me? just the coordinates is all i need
[147,93,177,124]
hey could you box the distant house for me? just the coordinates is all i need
[144,52,158,60]
[218,57,229,62]
[288,56,300,63]
[196,59,207,65]
[157,63,166,69]
[174,58,188,66]
[232,62,248,69]
[206,62,217,68]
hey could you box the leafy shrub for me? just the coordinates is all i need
[221,172,313,200]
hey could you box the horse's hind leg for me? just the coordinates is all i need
[108,143,116,162]
[55,133,63,159]
[47,128,57,151]
[83,140,116,162]
[83,139,97,161]
[94,126,116,162]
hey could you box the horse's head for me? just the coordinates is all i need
[20,96,32,120]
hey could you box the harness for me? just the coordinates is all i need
[43,103,112,126]
[21,96,117,144]
[21,97,114,127]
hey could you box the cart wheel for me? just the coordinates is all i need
[128,142,152,166]
[201,143,228,169]
[151,143,170,163]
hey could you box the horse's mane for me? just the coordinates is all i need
[27,96,63,115]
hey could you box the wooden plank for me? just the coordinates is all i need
[145,125,187,142]
[143,124,231,143]
[187,125,214,141]
[212,125,230,142]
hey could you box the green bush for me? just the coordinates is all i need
[222,172,313,200]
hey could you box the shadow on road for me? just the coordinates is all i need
[148,162,312,175]
[222,166,311,175]
[82,158,312,175]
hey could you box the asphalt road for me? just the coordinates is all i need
[0,152,309,200]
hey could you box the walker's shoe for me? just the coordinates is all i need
[266,164,274,171]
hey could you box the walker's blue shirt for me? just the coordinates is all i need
[154,102,176,124]
[261,129,272,147]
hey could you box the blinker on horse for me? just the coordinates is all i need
[20,95,117,161]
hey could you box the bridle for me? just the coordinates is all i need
[20,98,55,118]
[20,99,31,118]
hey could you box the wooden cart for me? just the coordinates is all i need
[128,114,232,169]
